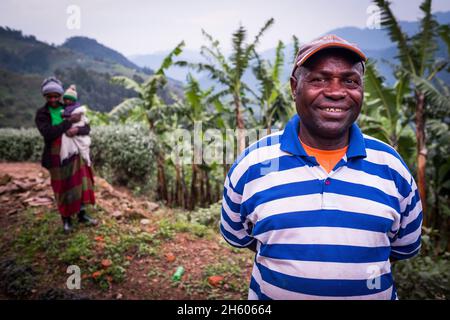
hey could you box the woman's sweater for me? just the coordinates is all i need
[35,103,90,169]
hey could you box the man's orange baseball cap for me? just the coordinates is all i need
[291,34,367,79]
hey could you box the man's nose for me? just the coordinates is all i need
[323,78,346,100]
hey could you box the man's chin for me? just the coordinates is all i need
[316,122,350,139]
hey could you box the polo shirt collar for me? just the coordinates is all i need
[279,114,367,159]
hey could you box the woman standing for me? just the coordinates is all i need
[35,77,97,233]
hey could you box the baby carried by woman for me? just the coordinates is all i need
[60,84,92,166]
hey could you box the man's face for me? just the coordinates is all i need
[290,50,364,140]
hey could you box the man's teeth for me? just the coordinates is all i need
[324,107,345,113]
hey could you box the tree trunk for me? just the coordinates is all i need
[415,91,427,225]
[181,165,188,209]
[200,168,206,206]
[190,163,197,210]
[156,152,168,203]
[205,170,212,205]
[175,163,183,207]
[215,183,221,202]
[235,95,245,155]
[266,103,272,135]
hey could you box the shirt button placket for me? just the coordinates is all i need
[322,178,334,209]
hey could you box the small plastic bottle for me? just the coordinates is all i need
[172,266,185,281]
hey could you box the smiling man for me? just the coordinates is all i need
[220,35,423,300]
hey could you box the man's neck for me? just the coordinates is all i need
[298,122,349,150]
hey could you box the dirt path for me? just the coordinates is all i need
[0,162,252,300]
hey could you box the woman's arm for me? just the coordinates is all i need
[77,123,91,136]
[35,108,72,142]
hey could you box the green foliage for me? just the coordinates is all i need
[189,201,222,228]
[393,254,450,299]
[90,124,156,186]
[0,259,37,298]
[393,228,450,301]
[252,40,295,131]
[0,69,44,128]
[59,233,92,263]
[0,128,43,161]
[109,41,185,130]
[0,125,157,188]
[359,63,417,166]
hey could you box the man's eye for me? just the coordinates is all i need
[311,78,325,83]
[345,79,358,85]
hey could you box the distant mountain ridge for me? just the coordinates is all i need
[129,11,450,86]
[62,36,150,73]
[0,27,181,128]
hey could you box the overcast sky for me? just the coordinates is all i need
[1,0,449,56]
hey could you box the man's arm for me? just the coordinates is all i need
[390,178,423,261]
[220,175,256,251]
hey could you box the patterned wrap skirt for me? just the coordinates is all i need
[49,136,95,217]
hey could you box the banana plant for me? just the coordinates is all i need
[359,63,416,166]
[252,40,294,134]
[176,19,274,154]
[109,41,185,203]
[374,0,449,221]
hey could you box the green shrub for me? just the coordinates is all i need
[0,125,157,187]
[0,128,43,161]
[90,124,157,186]
[189,201,222,228]
[393,253,450,300]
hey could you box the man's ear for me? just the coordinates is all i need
[290,76,297,99]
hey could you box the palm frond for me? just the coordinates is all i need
[291,35,300,64]
[230,25,247,79]
[200,45,231,74]
[412,74,450,113]
[247,18,275,55]
[200,29,231,74]
[364,62,398,125]
[111,76,143,95]
[156,41,185,75]
[185,74,203,118]
[272,40,285,86]
[373,0,417,75]
[108,97,143,120]
[414,0,439,76]
[427,60,448,81]
[438,25,450,57]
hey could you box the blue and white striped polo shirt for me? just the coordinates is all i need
[220,114,423,300]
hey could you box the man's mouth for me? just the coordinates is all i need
[322,107,346,113]
[318,106,349,114]
[318,106,350,121]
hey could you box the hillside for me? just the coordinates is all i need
[0,27,182,128]
[62,37,151,74]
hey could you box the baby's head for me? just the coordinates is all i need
[63,84,77,106]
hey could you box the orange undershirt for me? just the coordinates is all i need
[300,141,348,173]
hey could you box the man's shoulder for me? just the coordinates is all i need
[362,133,412,178]
[235,130,285,164]
[228,130,287,187]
